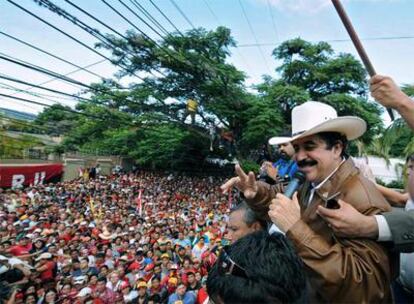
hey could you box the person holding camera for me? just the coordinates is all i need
[260,136,298,185]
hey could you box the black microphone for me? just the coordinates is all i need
[283,171,306,198]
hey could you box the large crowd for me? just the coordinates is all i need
[0,171,230,304]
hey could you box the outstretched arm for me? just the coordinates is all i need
[370,75,414,130]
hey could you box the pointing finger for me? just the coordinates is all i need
[235,164,248,182]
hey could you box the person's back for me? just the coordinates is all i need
[207,230,306,304]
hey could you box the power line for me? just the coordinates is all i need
[14,59,107,100]
[100,0,193,75]
[0,93,106,121]
[202,0,252,72]
[148,0,185,36]
[49,0,164,78]
[62,0,168,79]
[0,75,94,103]
[0,52,129,103]
[237,36,414,48]
[34,0,150,80]
[266,0,279,43]
[237,0,271,74]
[117,0,166,39]
[7,0,143,82]
[0,82,76,105]
[0,79,138,129]
[169,0,196,30]
[0,113,51,133]
[37,59,107,87]
[0,52,99,91]
[0,31,105,80]
[129,0,170,36]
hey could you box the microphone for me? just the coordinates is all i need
[268,171,306,236]
[283,171,306,198]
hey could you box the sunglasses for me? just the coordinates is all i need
[217,245,248,279]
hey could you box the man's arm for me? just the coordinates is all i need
[317,201,414,253]
[370,75,414,130]
[220,164,283,221]
[382,209,414,253]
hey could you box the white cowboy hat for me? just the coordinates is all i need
[289,101,366,142]
[268,136,291,146]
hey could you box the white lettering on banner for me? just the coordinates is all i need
[12,174,25,188]
[34,171,46,185]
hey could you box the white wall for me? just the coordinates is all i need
[354,156,405,183]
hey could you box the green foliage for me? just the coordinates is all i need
[130,124,208,169]
[258,38,382,148]
[33,104,78,136]
[239,159,260,174]
[0,131,42,159]
[273,38,367,99]
[402,84,414,97]
[34,33,385,168]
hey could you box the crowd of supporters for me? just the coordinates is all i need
[0,171,230,304]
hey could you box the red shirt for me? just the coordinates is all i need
[9,244,31,256]
[40,261,56,281]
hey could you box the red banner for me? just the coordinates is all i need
[0,163,63,188]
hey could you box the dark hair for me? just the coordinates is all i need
[317,132,348,157]
[230,201,266,229]
[97,277,107,284]
[406,154,414,163]
[207,231,306,304]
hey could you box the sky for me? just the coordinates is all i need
[0,0,413,125]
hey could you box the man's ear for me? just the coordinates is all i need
[333,141,343,158]
[252,221,262,231]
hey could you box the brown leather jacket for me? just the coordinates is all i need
[246,158,396,303]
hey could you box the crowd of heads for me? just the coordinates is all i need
[0,171,231,303]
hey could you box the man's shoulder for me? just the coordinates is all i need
[341,170,391,214]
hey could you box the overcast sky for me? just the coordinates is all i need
[1,0,413,126]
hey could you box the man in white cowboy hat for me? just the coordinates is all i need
[221,101,396,303]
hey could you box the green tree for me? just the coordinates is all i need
[258,38,383,146]
[33,104,78,136]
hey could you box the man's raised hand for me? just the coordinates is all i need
[220,164,258,199]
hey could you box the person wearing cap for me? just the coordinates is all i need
[120,281,138,303]
[135,280,149,304]
[35,252,56,287]
[221,101,395,303]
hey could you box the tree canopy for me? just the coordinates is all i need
[32,30,387,169]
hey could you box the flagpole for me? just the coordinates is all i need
[331,0,395,121]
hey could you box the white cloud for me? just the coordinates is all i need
[264,0,331,13]
[262,0,401,13]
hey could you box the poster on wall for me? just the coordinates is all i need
[0,163,63,188]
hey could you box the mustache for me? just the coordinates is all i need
[297,159,318,168]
